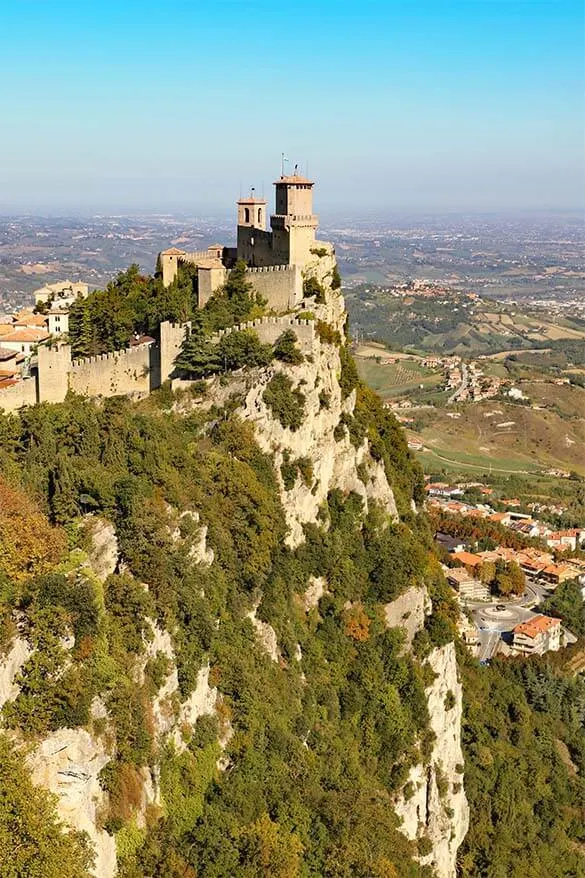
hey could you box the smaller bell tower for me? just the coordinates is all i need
[237,193,270,265]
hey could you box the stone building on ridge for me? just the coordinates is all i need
[158,173,333,312]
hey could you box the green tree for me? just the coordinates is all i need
[174,317,222,379]
[217,330,273,371]
[273,330,303,365]
[48,452,78,523]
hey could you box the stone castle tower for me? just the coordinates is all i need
[159,171,331,311]
[235,175,319,268]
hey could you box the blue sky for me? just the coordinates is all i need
[1,0,583,212]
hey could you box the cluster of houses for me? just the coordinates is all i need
[0,280,88,393]
[432,483,584,659]
[442,357,503,402]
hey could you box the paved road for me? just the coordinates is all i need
[466,580,553,661]
[447,362,468,405]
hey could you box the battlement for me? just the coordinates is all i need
[246,264,293,274]
[209,315,316,353]
[181,250,210,263]
[0,321,189,413]
[71,341,155,368]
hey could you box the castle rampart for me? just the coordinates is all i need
[209,315,315,353]
[69,344,153,398]
[0,321,190,413]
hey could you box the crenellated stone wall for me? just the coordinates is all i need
[70,345,153,398]
[209,315,315,352]
[0,376,37,412]
[0,321,190,412]
[245,264,302,310]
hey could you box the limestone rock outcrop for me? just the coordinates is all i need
[395,642,469,878]
[384,586,432,650]
[0,635,31,710]
[27,729,117,878]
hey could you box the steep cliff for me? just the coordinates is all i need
[0,266,468,878]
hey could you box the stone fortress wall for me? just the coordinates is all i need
[0,172,333,414]
[209,315,316,352]
[0,322,189,413]
[0,316,317,413]
[159,173,331,313]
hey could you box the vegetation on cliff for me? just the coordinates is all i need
[0,378,445,877]
[460,648,585,878]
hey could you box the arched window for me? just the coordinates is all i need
[244,207,250,223]
[258,208,262,223]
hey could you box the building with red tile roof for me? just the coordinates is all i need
[512,614,561,655]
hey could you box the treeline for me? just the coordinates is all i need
[430,510,544,552]
[67,260,265,358]
[460,648,585,878]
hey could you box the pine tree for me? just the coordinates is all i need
[48,453,78,524]
[174,316,222,379]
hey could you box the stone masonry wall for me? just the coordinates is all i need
[70,345,152,398]
[0,376,38,413]
[0,321,189,412]
[245,265,302,310]
[209,316,316,353]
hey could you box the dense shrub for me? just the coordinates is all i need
[273,329,303,365]
[303,275,325,302]
[262,373,306,431]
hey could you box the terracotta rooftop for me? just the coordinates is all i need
[514,615,560,638]
[446,568,474,583]
[161,247,186,256]
[452,551,484,568]
[1,328,49,343]
[237,197,267,204]
[0,346,17,361]
[14,314,48,327]
[129,335,155,347]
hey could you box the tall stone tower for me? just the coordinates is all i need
[270,175,318,267]
[236,195,270,265]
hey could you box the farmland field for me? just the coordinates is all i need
[354,354,442,399]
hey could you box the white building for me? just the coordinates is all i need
[512,615,561,656]
[34,280,89,307]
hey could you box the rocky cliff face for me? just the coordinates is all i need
[394,642,470,877]
[0,273,468,876]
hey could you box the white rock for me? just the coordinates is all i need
[384,586,432,650]
[302,576,326,612]
[246,604,279,662]
[0,636,31,710]
[27,728,116,878]
[395,643,469,877]
[85,517,119,581]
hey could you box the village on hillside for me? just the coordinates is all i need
[427,479,585,662]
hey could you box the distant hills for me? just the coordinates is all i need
[345,283,585,357]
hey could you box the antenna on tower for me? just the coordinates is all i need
[281,152,289,177]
